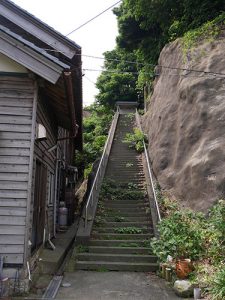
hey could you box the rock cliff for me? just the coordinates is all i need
[142,35,225,211]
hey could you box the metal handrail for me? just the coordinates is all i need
[135,110,162,223]
[84,107,120,227]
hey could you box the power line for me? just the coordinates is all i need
[83,75,96,85]
[82,67,225,79]
[41,47,225,77]
[66,0,122,36]
[44,48,225,77]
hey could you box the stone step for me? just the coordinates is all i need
[105,216,150,222]
[91,233,153,240]
[98,207,148,213]
[106,174,145,179]
[92,227,152,234]
[88,246,153,255]
[97,211,150,217]
[76,253,157,263]
[102,203,149,209]
[88,239,150,247]
[100,200,148,205]
[75,261,158,272]
[98,221,153,228]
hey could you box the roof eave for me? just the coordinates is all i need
[0,0,81,59]
[0,30,67,84]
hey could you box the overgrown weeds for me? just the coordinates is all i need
[123,127,147,153]
[151,191,225,299]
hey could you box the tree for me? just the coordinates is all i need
[96,48,140,107]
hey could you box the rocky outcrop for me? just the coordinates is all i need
[142,35,225,211]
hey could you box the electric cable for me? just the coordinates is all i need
[66,0,122,36]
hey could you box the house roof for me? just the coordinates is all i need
[0,25,70,84]
[0,0,81,59]
[0,0,83,148]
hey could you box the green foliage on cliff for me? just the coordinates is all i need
[96,0,225,102]
[182,12,225,56]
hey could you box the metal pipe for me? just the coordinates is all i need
[63,72,78,137]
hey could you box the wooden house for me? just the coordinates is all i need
[0,0,82,279]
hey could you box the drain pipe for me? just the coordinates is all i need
[63,71,78,138]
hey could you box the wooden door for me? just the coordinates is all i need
[31,160,47,252]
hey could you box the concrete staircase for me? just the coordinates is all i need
[75,111,158,272]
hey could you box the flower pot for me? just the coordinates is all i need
[176,259,193,279]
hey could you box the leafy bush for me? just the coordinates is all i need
[75,104,113,177]
[123,127,147,153]
[151,207,206,261]
[151,197,225,298]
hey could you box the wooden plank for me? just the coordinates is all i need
[0,156,30,164]
[0,225,25,234]
[0,173,28,181]
[0,190,27,199]
[0,216,26,225]
[0,115,32,125]
[0,140,30,148]
[0,181,28,190]
[0,244,24,254]
[0,235,24,244]
[0,107,32,116]
[0,132,31,140]
[2,254,24,264]
[0,199,26,207]
[0,94,33,102]
[0,124,31,133]
[0,148,30,156]
[0,164,29,173]
[0,207,26,216]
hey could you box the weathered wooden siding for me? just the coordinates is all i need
[0,76,35,265]
[29,96,57,246]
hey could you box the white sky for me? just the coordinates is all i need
[11,0,120,106]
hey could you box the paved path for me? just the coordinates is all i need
[56,271,184,300]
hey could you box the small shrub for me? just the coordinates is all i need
[123,127,147,153]
[115,227,142,234]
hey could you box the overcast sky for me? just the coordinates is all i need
[12,0,120,106]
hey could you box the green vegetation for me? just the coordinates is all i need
[115,227,142,234]
[95,0,225,104]
[75,104,113,178]
[100,179,145,201]
[76,244,89,253]
[151,193,225,299]
[119,242,139,248]
[96,48,140,107]
[114,216,126,222]
[182,12,225,58]
[96,266,109,272]
[123,127,147,153]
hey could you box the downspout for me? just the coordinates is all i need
[63,71,78,138]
